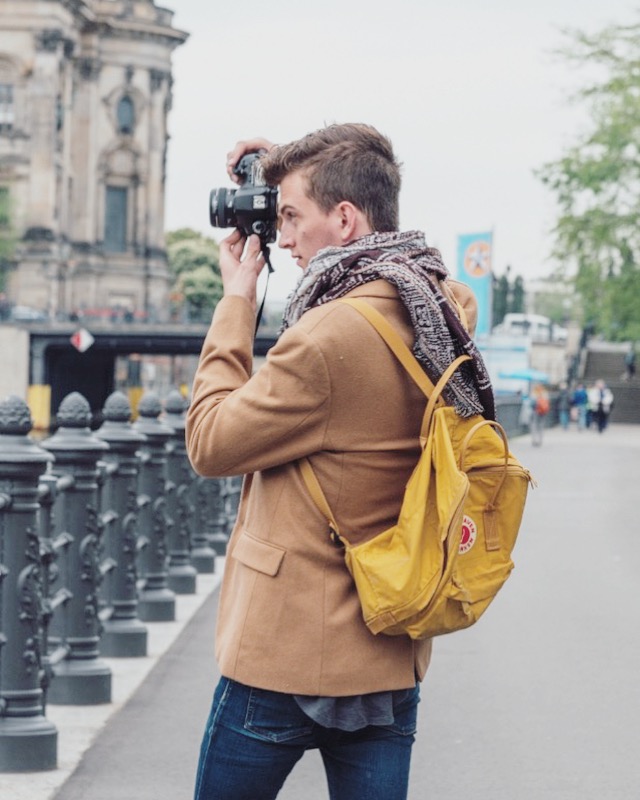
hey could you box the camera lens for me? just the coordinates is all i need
[209,187,237,228]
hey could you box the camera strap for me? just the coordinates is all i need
[254,244,274,336]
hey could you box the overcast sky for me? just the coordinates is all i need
[164,0,638,301]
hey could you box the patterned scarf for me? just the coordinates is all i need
[281,230,495,419]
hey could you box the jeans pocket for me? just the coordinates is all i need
[381,685,420,736]
[244,688,316,743]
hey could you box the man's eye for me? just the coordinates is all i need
[278,211,295,227]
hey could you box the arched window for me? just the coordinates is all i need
[116,95,135,135]
[104,186,128,252]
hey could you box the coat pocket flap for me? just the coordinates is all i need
[233,531,286,577]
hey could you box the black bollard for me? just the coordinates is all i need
[37,473,74,702]
[95,392,149,657]
[132,392,176,622]
[0,395,57,771]
[190,475,218,572]
[163,390,198,594]
[42,392,112,705]
[205,477,229,557]
[95,460,119,617]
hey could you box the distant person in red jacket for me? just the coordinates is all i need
[530,383,550,446]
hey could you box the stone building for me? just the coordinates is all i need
[0,0,187,321]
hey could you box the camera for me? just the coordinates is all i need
[209,153,278,246]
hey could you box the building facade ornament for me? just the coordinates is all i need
[75,56,103,82]
[35,28,65,53]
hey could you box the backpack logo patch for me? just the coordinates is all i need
[459,515,477,554]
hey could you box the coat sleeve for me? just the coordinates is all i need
[186,295,332,478]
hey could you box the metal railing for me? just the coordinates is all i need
[0,389,238,772]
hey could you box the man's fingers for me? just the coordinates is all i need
[220,232,263,279]
[244,234,262,259]
[221,228,244,252]
[226,138,275,181]
[225,143,245,179]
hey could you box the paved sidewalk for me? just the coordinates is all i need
[2,423,640,799]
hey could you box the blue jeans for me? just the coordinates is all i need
[194,677,419,800]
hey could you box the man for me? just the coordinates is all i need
[624,345,636,380]
[589,379,614,433]
[186,123,494,800]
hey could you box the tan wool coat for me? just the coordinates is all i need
[186,278,477,697]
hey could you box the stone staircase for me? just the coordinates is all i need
[582,344,640,424]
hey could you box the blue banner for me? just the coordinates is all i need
[456,231,493,337]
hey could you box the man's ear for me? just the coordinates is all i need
[336,201,371,243]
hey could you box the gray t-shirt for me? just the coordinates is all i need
[294,686,418,731]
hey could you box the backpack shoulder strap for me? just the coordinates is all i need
[338,298,436,399]
[340,297,470,387]
[339,298,472,437]
[299,456,349,547]
[299,297,471,540]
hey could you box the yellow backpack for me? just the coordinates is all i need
[300,298,534,639]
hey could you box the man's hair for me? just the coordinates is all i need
[261,123,401,232]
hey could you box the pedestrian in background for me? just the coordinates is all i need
[557,382,571,430]
[571,383,588,430]
[624,345,636,381]
[589,379,614,433]
[530,383,550,446]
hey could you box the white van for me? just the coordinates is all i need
[494,313,567,343]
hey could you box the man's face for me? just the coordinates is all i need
[277,171,343,269]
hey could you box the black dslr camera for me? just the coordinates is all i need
[209,153,278,247]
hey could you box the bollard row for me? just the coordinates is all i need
[0,389,237,772]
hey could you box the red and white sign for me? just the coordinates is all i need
[459,515,478,554]
[70,328,95,353]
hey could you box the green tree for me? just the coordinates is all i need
[510,275,525,315]
[492,271,510,328]
[538,17,640,341]
[531,281,576,325]
[491,266,526,328]
[166,228,222,322]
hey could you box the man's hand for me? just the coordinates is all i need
[226,137,275,182]
[219,230,266,311]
